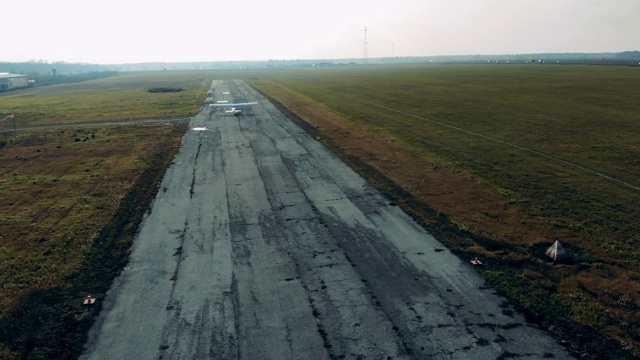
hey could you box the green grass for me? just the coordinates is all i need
[0,125,188,359]
[248,64,640,358]
[0,71,212,126]
[0,72,206,359]
[253,65,640,252]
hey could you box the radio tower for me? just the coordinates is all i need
[363,27,368,65]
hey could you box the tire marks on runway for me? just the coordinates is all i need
[238,112,406,359]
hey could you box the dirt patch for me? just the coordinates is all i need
[148,87,184,93]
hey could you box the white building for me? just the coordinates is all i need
[0,73,29,91]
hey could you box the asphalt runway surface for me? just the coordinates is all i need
[81,80,572,359]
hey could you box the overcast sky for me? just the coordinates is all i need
[4,0,638,64]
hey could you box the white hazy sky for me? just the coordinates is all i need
[3,0,639,64]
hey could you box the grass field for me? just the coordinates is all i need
[0,72,207,359]
[249,64,640,359]
[1,64,639,359]
[0,71,211,127]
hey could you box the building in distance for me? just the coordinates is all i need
[0,73,29,91]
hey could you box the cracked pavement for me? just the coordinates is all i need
[80,80,573,359]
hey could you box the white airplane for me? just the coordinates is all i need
[210,102,258,116]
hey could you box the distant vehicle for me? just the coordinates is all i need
[210,102,258,116]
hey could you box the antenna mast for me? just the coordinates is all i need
[363,27,368,65]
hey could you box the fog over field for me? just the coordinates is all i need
[4,0,639,64]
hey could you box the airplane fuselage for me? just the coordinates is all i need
[225,108,242,115]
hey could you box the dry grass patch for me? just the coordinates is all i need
[0,70,208,359]
[0,124,186,359]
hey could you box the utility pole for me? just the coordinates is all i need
[363,27,368,65]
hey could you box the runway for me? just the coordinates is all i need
[80,80,572,359]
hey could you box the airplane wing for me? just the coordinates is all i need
[210,102,257,107]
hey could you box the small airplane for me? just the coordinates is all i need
[210,102,258,116]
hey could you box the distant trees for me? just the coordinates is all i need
[0,61,116,75]
[615,51,640,59]
[0,62,118,86]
